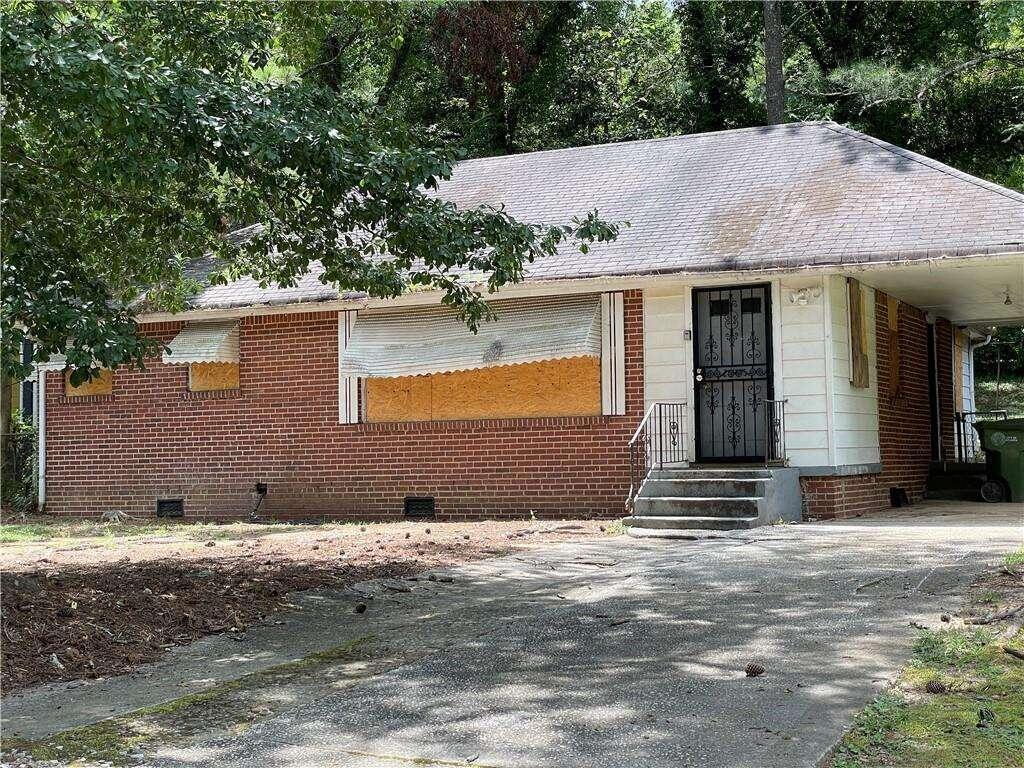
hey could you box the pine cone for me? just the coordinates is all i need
[745,662,766,678]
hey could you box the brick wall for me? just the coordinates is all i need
[43,292,644,520]
[800,292,955,519]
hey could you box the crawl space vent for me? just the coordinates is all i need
[403,496,436,519]
[156,498,184,518]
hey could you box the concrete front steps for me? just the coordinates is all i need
[623,467,801,538]
[924,461,986,502]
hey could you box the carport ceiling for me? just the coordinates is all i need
[855,255,1024,328]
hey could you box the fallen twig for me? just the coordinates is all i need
[965,604,1024,625]
[855,574,894,593]
[1003,646,1024,662]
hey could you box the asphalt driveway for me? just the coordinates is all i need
[137,502,1022,768]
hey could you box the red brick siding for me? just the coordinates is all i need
[800,293,955,519]
[43,292,644,520]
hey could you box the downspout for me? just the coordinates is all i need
[37,365,46,509]
[968,331,994,412]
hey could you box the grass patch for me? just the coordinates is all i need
[0,519,233,544]
[2,720,145,764]
[828,628,1024,768]
[0,517,350,545]
[0,522,62,543]
[975,376,1024,417]
[2,636,374,765]
[1006,550,1024,567]
[603,520,626,536]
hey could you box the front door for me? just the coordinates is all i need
[693,284,774,462]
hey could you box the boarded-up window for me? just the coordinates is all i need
[189,362,240,392]
[847,278,870,389]
[365,357,601,422]
[64,369,113,397]
[886,294,902,398]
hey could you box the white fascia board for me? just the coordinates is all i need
[134,251,1024,325]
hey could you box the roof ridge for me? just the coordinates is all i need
[453,121,831,167]
[818,121,1024,206]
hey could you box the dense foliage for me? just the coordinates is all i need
[3,0,1022,382]
[1,1,617,381]
[975,327,1024,380]
[284,0,1023,190]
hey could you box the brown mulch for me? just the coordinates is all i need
[0,519,608,694]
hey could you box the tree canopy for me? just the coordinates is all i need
[1,1,617,382]
[3,0,1022,383]
[280,0,1022,189]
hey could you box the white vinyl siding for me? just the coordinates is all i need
[642,288,690,449]
[778,276,831,466]
[827,275,880,465]
[961,340,976,412]
[639,274,887,471]
[954,330,976,414]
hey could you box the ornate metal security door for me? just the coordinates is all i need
[692,285,774,462]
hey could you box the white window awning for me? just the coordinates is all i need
[340,294,602,378]
[39,353,66,371]
[163,321,239,365]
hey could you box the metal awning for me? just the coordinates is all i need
[340,294,602,378]
[163,321,239,365]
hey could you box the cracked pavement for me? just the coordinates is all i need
[7,502,1023,768]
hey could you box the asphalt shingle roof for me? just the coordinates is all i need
[187,121,1024,310]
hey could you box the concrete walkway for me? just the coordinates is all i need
[6,502,1023,767]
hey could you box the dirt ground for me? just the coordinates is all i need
[0,515,614,694]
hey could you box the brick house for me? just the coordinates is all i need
[34,122,1024,528]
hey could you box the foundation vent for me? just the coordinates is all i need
[403,496,436,519]
[156,498,185,518]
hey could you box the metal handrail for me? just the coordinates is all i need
[763,398,788,466]
[627,401,687,508]
[955,410,1008,463]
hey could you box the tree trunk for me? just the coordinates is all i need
[376,30,413,108]
[763,0,786,124]
[0,367,10,486]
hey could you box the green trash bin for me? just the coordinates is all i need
[973,417,1024,503]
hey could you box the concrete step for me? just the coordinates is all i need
[651,467,774,480]
[632,496,761,518]
[926,474,985,491]
[623,515,761,531]
[925,488,983,502]
[931,461,987,476]
[624,526,737,540]
[639,478,766,499]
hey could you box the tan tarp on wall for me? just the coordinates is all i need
[340,294,602,378]
[366,357,601,422]
[163,322,240,365]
